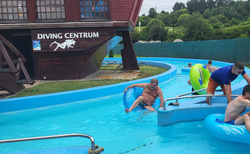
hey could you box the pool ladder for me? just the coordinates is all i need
[163,88,240,110]
[0,133,96,150]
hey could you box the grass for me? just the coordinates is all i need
[10,65,167,98]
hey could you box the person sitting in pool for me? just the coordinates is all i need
[205,60,219,73]
[185,63,192,68]
[124,78,164,113]
[224,85,250,133]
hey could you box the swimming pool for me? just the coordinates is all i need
[0,58,250,153]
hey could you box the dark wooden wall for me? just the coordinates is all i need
[31,28,118,80]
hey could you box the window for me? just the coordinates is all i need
[0,0,27,21]
[36,0,65,20]
[80,0,109,19]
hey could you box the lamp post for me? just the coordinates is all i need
[139,21,141,33]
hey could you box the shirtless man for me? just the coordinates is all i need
[124,78,164,113]
[224,85,250,132]
[206,60,219,73]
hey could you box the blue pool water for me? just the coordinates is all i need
[0,58,249,153]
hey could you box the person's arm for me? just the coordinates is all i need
[239,98,250,108]
[199,69,203,82]
[224,84,233,103]
[124,83,147,93]
[242,73,250,85]
[158,88,164,107]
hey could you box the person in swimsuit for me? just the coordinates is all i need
[205,60,219,73]
[124,78,164,113]
[224,85,250,132]
[186,63,192,68]
[205,61,250,104]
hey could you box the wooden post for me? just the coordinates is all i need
[121,31,139,70]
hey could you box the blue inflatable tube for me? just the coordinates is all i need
[181,67,191,73]
[205,114,250,144]
[123,87,161,111]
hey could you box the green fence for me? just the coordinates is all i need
[113,38,250,64]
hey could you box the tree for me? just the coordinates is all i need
[228,18,239,26]
[146,19,167,42]
[203,9,212,19]
[157,11,171,26]
[130,31,140,43]
[137,15,151,26]
[173,2,186,12]
[198,0,207,14]
[207,0,216,9]
[209,16,220,25]
[215,14,228,23]
[148,8,157,18]
[183,12,213,41]
[171,9,190,26]
[186,0,199,14]
[177,14,190,26]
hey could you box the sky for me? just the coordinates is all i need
[139,0,189,16]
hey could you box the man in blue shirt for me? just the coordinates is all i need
[206,61,250,104]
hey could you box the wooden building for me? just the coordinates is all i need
[0,0,141,85]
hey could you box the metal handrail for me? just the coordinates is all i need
[177,88,207,98]
[163,94,240,110]
[0,133,95,150]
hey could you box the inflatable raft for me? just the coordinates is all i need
[205,114,250,144]
[181,67,191,73]
[123,87,161,112]
[190,64,210,95]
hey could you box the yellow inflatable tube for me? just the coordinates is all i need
[190,64,210,95]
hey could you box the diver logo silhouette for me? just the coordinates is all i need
[50,39,76,51]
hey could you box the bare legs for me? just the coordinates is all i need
[243,112,250,133]
[125,96,144,113]
[234,111,250,133]
[125,96,156,113]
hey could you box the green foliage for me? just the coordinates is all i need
[130,31,140,43]
[146,19,168,42]
[172,9,190,25]
[182,12,213,41]
[137,15,151,26]
[228,18,239,26]
[209,16,220,25]
[166,32,185,42]
[215,14,228,23]
[173,2,186,12]
[224,26,242,39]
[157,11,171,26]
[186,0,200,14]
[177,14,190,26]
[135,0,250,42]
[148,8,157,18]
[203,9,212,19]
